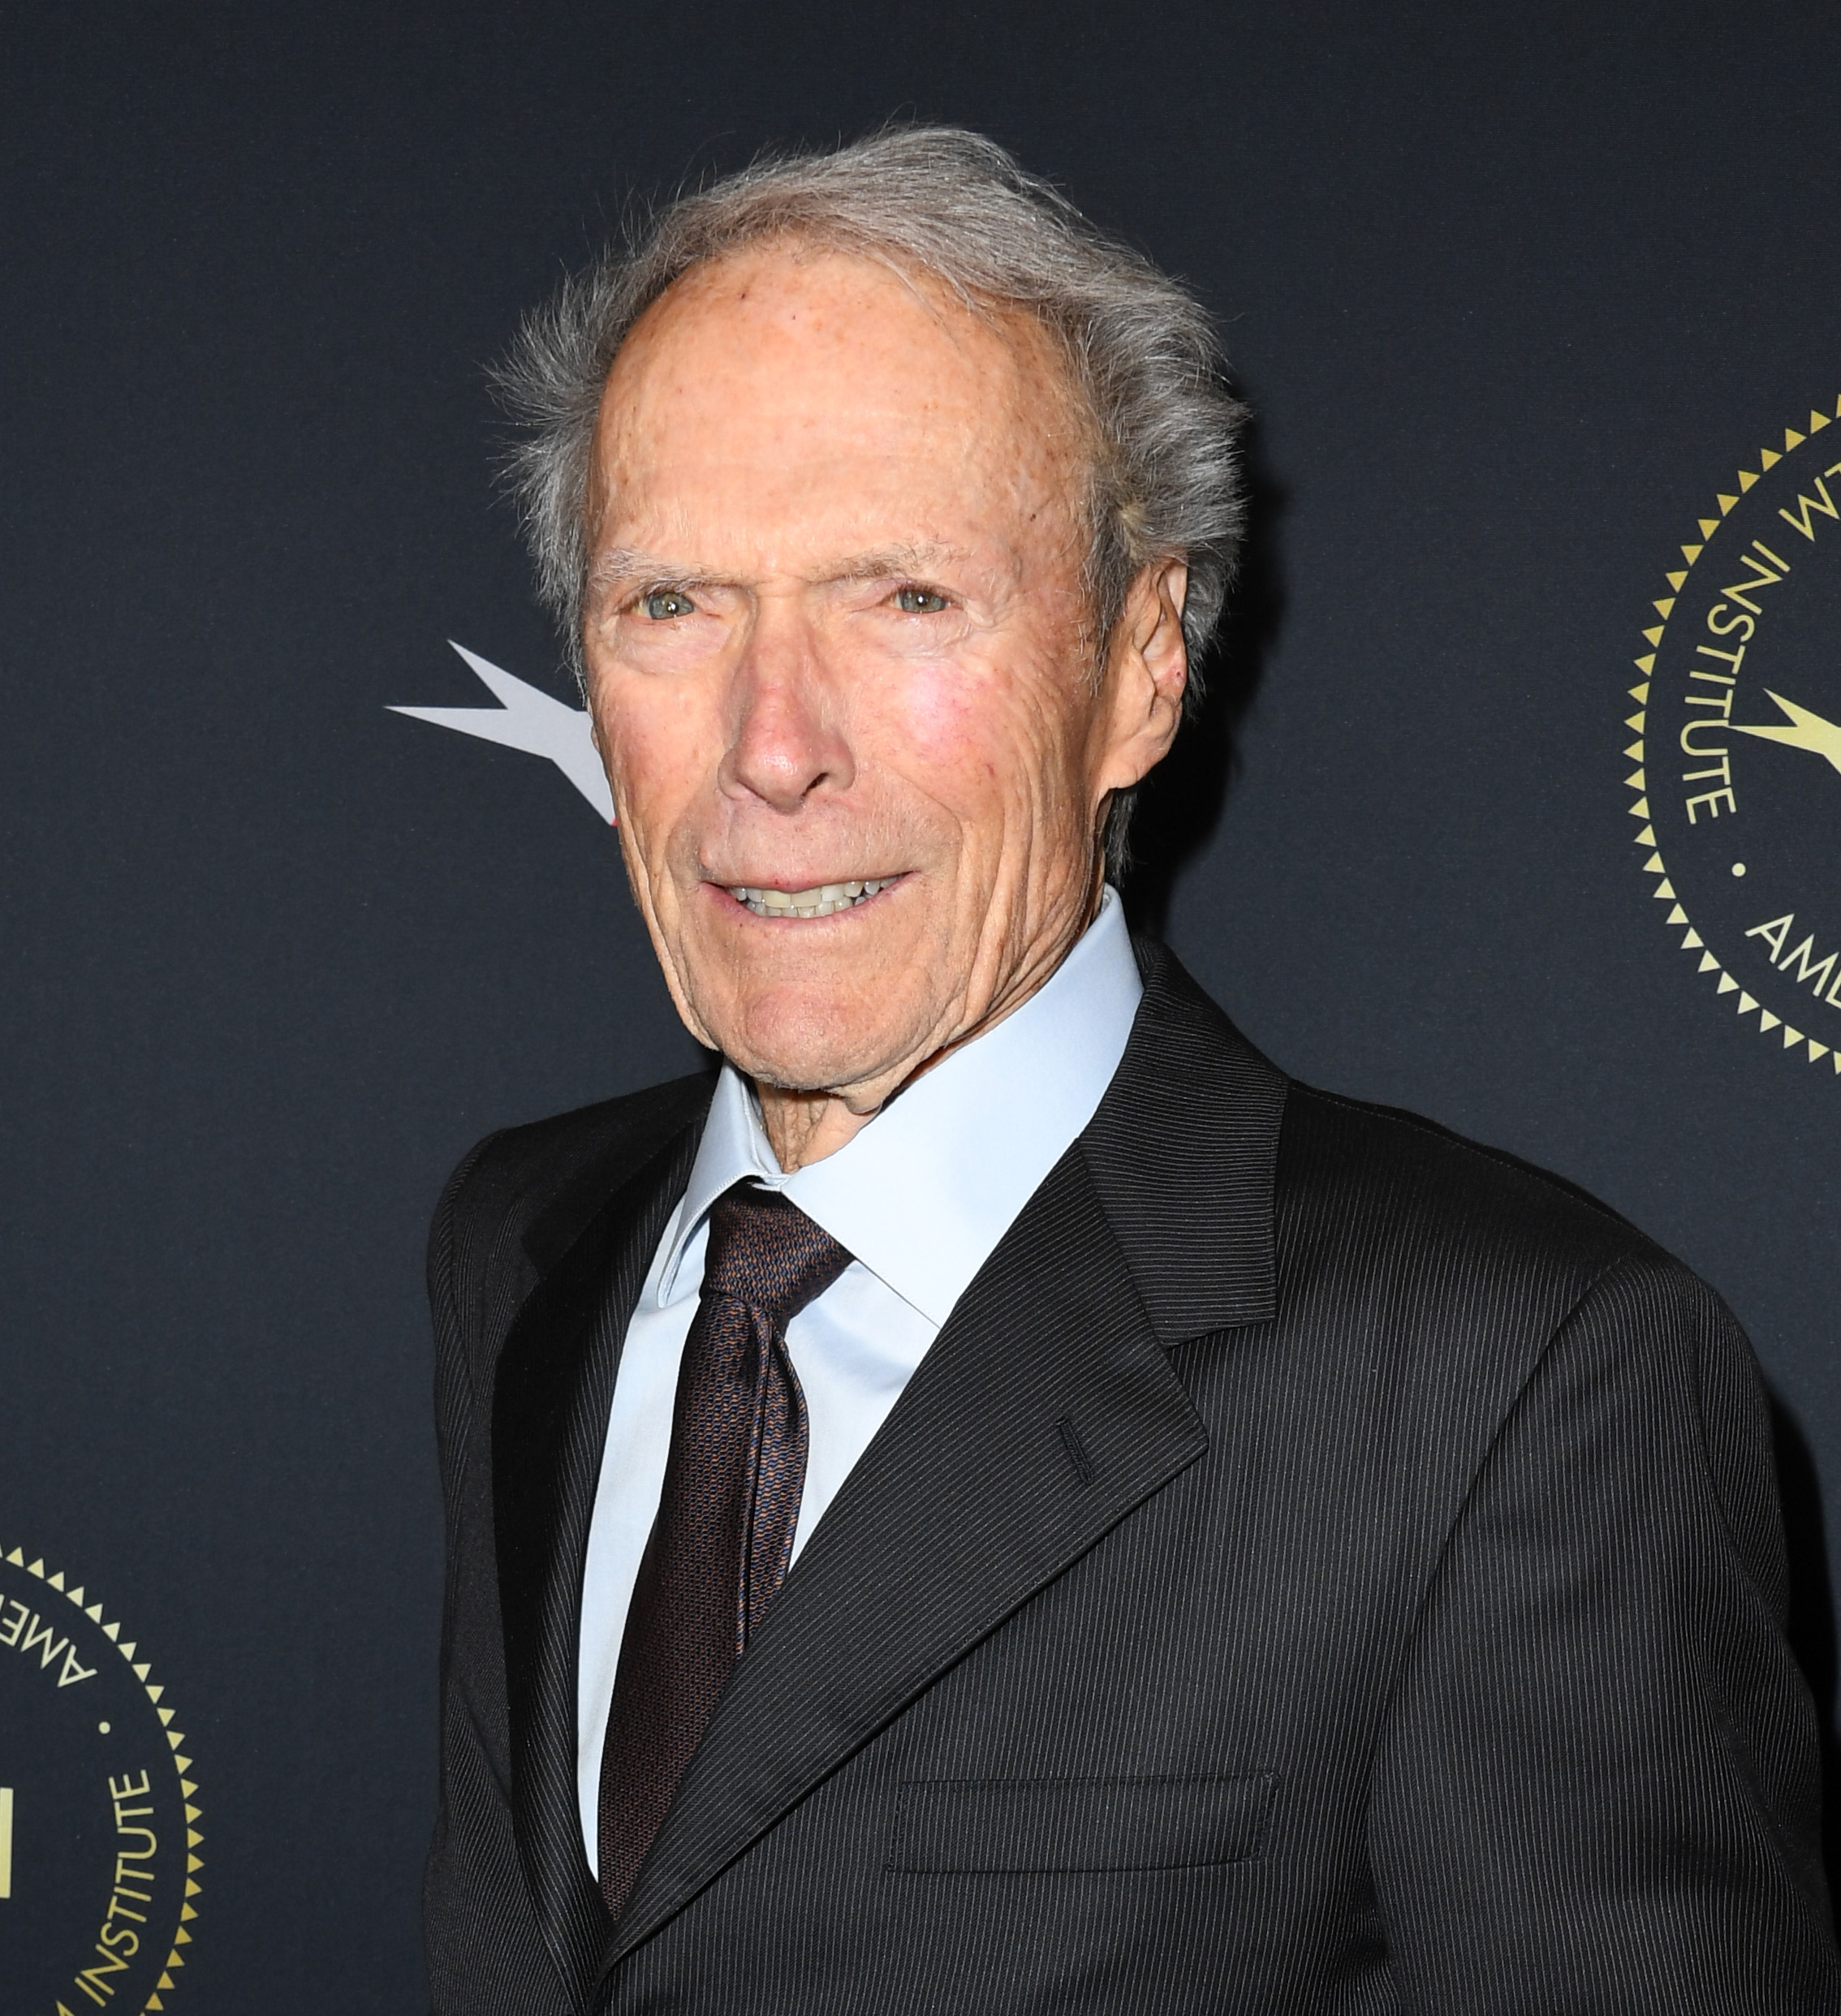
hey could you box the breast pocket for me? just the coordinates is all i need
[887,1773,1279,1874]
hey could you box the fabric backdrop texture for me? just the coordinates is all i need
[2,2,1838,2009]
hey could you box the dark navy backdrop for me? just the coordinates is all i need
[3,2,1837,2005]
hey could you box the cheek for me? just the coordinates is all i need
[875,658,1057,826]
[890,648,1089,846]
[594,682,709,853]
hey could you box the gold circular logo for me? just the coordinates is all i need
[1628,394,1841,1076]
[0,1541,202,2013]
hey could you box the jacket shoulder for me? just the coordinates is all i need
[428,1072,714,1359]
[447,1072,712,1233]
[1273,1080,1697,1355]
[1266,1085,1767,1584]
[1282,1079,1650,1252]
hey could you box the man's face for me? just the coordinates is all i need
[583,244,1184,1113]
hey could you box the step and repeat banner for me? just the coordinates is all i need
[4,2,1837,2008]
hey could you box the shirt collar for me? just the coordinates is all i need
[658,886,1144,1327]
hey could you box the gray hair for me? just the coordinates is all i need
[496,125,1247,869]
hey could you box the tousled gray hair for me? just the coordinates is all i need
[496,125,1247,869]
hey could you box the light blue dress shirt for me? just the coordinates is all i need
[576,886,1144,1867]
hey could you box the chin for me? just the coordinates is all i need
[713,984,920,1096]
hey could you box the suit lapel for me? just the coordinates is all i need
[606,1142,1204,1965]
[603,944,1289,1969]
[1084,939,1287,1341]
[493,1107,705,2002]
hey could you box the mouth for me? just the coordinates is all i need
[722,877,899,920]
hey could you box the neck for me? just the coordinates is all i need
[753,872,1112,1173]
[755,1085,877,1172]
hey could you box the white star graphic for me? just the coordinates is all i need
[1731,690,1841,780]
[390,642,614,822]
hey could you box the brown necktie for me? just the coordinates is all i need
[597,1182,852,1919]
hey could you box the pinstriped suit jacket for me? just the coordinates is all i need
[424,942,1840,2013]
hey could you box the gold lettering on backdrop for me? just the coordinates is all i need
[1777,465,1841,542]
[1684,780,1738,824]
[1623,394,1841,1075]
[1682,546,1796,817]
[1749,913,1796,961]
[64,1778,161,2002]
[1714,541,1791,618]
[1747,914,1841,1008]
[1,1596,99,1687]
[74,1941,131,2004]
[0,1541,204,2011]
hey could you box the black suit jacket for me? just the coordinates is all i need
[425,944,1839,2013]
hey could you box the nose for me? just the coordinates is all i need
[718,604,856,812]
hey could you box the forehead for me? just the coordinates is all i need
[589,244,1088,558]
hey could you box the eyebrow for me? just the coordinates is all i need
[587,541,969,597]
[587,548,708,597]
[823,543,965,584]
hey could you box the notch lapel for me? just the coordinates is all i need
[604,1142,1208,1968]
[493,1111,704,2003]
[1085,939,1287,1341]
[593,942,1289,1976]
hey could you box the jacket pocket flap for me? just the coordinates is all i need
[889,1773,1278,1873]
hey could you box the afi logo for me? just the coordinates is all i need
[391,643,614,823]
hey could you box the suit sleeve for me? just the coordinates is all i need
[1367,1251,1841,2013]
[422,1135,565,2014]
[424,1136,496,2010]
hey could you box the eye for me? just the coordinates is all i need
[893,584,950,615]
[640,588,697,620]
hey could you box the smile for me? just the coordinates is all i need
[725,878,897,920]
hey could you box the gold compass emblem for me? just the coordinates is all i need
[0,1542,202,2014]
[1627,394,1841,1079]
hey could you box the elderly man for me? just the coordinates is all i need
[424,129,1837,2014]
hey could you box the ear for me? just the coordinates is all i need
[1094,559,1189,796]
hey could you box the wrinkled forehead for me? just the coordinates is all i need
[589,242,1096,545]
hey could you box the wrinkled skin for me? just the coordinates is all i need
[582,244,1189,1169]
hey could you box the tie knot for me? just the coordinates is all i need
[700,1184,852,1330]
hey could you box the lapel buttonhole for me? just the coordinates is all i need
[1056,1415,1097,1487]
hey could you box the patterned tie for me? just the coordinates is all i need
[597,1182,852,1919]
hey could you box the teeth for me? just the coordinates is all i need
[726,877,895,919]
